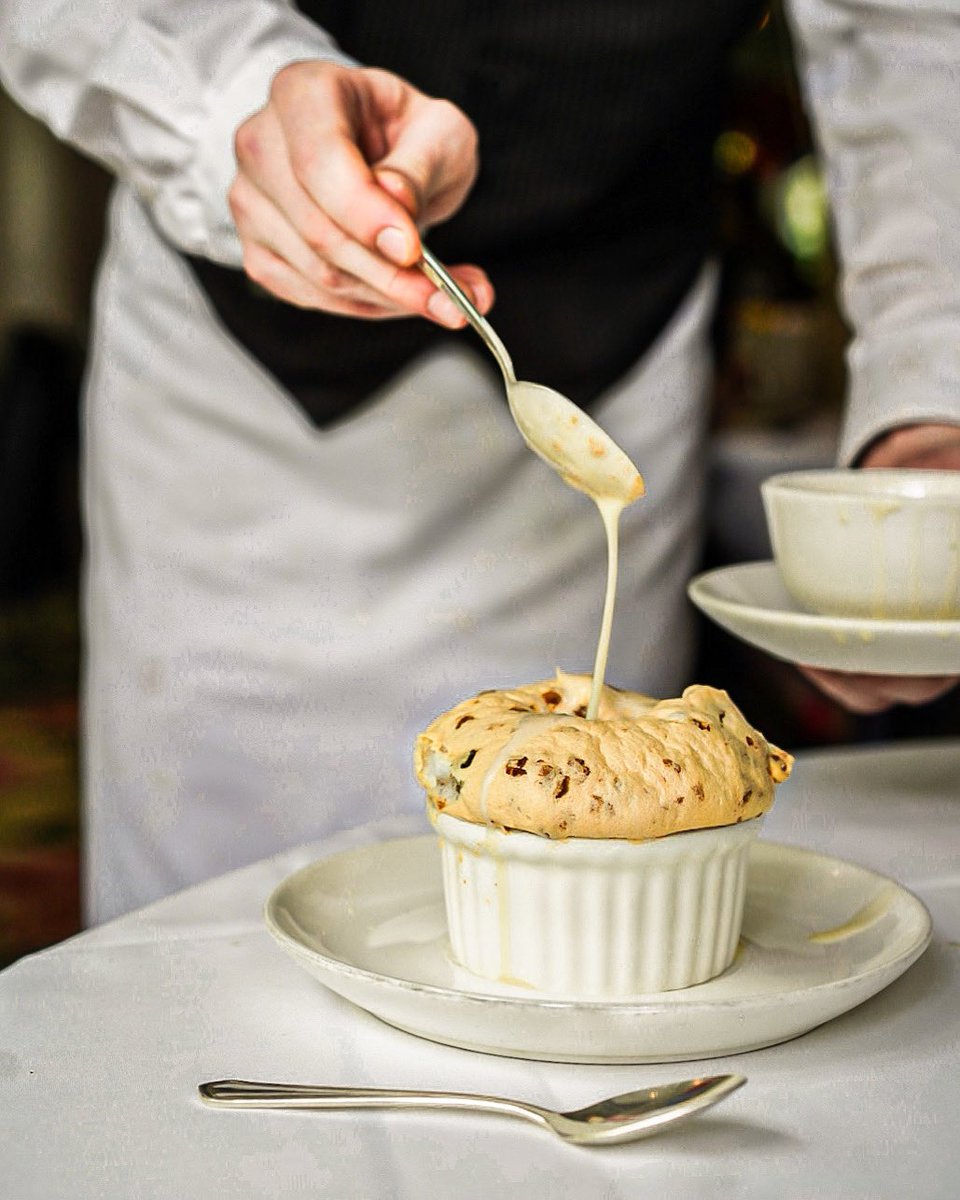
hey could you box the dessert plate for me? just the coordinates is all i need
[688,561,960,675]
[265,835,931,1064]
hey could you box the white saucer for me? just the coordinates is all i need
[264,835,930,1064]
[688,561,960,675]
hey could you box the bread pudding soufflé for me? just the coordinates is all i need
[415,671,793,997]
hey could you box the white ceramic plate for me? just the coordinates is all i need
[265,835,931,1064]
[688,561,960,675]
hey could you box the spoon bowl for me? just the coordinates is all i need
[419,247,644,507]
[199,1074,745,1147]
[505,379,645,505]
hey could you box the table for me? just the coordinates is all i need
[2,740,958,1199]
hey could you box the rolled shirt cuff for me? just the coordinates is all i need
[839,319,960,464]
[152,21,357,265]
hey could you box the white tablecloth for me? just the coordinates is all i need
[2,741,959,1199]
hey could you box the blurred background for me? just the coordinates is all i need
[0,5,956,967]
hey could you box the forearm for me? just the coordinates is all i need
[0,0,353,263]
[785,0,960,462]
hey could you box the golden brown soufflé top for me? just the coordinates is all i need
[414,672,793,840]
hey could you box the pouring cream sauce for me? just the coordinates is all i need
[505,380,645,718]
[416,252,644,711]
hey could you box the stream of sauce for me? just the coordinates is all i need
[503,380,644,721]
[587,497,624,718]
[470,410,637,841]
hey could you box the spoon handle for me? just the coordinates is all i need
[419,246,517,385]
[199,1079,536,1121]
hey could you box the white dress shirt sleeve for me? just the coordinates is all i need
[0,1,356,265]
[786,0,960,463]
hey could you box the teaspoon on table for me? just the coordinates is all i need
[418,247,644,509]
[198,1074,745,1147]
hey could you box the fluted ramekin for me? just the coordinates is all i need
[432,810,762,997]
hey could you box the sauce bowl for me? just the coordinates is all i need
[761,469,960,620]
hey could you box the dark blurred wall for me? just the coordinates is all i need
[0,88,108,963]
[0,88,109,342]
[0,88,109,599]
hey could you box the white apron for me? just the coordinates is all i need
[81,186,716,923]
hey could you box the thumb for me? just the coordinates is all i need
[374,167,420,220]
[374,96,478,229]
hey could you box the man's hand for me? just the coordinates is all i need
[860,423,960,472]
[800,422,960,713]
[228,61,492,327]
[798,667,956,715]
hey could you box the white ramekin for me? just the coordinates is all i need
[432,810,763,997]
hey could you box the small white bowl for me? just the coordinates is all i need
[761,469,960,619]
[432,811,762,998]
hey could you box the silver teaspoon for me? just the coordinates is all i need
[419,247,644,507]
[198,1074,745,1147]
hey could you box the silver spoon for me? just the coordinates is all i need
[198,1074,745,1147]
[419,247,644,507]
